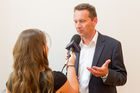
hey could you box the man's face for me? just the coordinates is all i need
[73,10,97,38]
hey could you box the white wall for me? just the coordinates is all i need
[0,0,140,92]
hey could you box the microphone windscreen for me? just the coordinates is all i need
[65,34,81,52]
[70,34,81,45]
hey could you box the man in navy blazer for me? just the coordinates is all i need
[73,3,127,93]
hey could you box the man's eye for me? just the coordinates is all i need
[74,21,77,23]
[80,20,85,23]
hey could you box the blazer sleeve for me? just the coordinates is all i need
[104,42,127,86]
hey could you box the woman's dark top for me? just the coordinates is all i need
[6,71,67,93]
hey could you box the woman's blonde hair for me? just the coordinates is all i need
[7,29,54,93]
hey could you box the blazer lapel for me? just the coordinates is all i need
[92,33,105,67]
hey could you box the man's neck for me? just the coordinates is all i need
[82,30,96,45]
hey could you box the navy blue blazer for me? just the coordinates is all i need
[75,33,127,93]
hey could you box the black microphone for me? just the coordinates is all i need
[65,34,81,58]
[61,34,81,73]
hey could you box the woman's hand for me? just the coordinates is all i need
[65,51,76,65]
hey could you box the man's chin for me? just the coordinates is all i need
[78,33,84,37]
[77,32,82,36]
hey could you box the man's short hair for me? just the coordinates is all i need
[74,3,97,20]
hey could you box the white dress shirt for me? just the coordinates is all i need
[78,32,98,93]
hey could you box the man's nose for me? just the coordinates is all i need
[76,22,82,28]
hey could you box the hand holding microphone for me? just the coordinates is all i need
[66,34,81,58]
[66,34,81,67]
[62,34,81,72]
[66,51,76,66]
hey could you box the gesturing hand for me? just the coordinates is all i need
[87,59,111,77]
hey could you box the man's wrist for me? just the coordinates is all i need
[101,71,109,79]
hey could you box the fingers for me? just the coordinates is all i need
[65,51,76,65]
[92,66,102,71]
[103,59,111,67]
[87,67,102,77]
[66,51,75,58]
[65,51,72,60]
[69,51,76,58]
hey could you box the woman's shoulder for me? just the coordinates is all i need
[52,71,66,77]
[52,71,67,91]
[52,71,67,84]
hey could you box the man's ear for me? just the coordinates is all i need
[93,17,98,25]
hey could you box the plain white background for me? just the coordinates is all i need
[0,0,140,92]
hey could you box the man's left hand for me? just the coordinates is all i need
[87,59,111,77]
